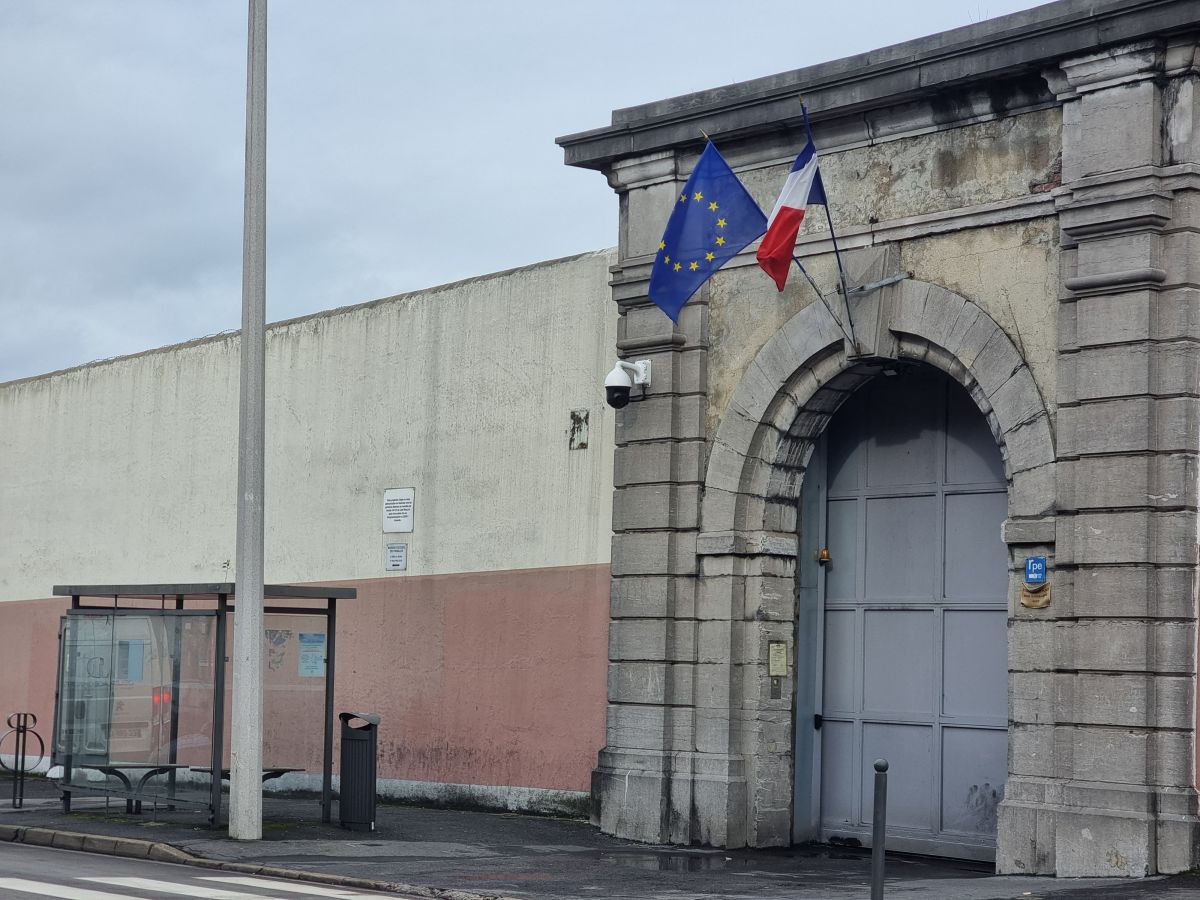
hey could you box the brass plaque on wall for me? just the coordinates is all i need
[1020,582,1051,609]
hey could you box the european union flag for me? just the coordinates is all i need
[648,142,767,321]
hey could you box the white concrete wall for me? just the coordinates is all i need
[0,250,617,600]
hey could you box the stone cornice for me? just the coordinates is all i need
[1054,39,1164,97]
[1062,268,1168,295]
[558,0,1200,171]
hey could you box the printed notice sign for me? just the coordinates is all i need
[768,641,788,677]
[385,543,408,572]
[298,633,326,678]
[383,487,415,533]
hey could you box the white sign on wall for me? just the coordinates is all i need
[385,543,408,572]
[382,487,415,533]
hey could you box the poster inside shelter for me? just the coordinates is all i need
[298,632,326,677]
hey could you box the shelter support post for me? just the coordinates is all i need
[167,595,184,806]
[322,597,336,823]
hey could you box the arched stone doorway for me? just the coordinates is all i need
[694,278,1056,857]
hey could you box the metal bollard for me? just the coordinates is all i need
[870,758,888,900]
[1,713,45,809]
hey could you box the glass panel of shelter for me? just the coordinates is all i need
[55,611,218,811]
[215,612,328,779]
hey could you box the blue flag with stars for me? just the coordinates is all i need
[648,142,767,321]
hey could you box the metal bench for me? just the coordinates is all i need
[191,766,303,785]
[64,763,189,814]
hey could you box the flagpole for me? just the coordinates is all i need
[229,0,267,841]
[820,202,857,347]
[801,103,857,349]
[790,255,826,302]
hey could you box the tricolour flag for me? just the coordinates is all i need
[755,138,827,292]
[648,142,767,321]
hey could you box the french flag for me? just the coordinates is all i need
[756,139,826,292]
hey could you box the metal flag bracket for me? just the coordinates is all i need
[845,271,911,297]
[844,270,912,359]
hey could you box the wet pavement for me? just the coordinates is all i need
[3,775,1200,898]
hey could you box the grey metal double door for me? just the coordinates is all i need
[799,368,1009,860]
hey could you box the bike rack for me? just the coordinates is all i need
[1,712,46,809]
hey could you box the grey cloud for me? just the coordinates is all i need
[0,0,1039,383]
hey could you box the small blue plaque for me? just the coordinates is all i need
[1024,556,1047,585]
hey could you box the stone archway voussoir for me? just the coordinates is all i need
[706,281,1057,538]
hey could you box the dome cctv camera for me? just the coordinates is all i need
[604,360,651,410]
[605,365,633,409]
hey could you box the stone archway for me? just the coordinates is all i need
[694,277,1056,849]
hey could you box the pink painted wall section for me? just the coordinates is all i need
[335,564,610,791]
[0,596,69,745]
[0,564,610,793]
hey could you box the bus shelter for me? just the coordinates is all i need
[50,583,355,826]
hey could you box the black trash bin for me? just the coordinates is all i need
[338,712,379,831]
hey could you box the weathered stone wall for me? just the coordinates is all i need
[610,108,1065,447]
[703,215,1061,443]
[561,0,1200,878]
[740,107,1063,227]
[591,101,1067,852]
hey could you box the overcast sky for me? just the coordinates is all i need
[0,0,1045,383]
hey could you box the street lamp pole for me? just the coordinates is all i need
[229,0,267,841]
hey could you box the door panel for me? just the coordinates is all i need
[944,492,1009,598]
[864,495,937,598]
[827,427,864,494]
[861,722,934,830]
[942,611,1008,720]
[946,386,1006,485]
[820,720,856,826]
[825,500,859,600]
[865,379,940,487]
[803,368,1008,860]
[862,610,935,716]
[940,727,1006,836]
[822,610,858,715]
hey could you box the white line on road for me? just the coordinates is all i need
[201,876,392,897]
[0,878,139,900]
[83,876,270,899]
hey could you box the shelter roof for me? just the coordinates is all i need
[52,583,356,602]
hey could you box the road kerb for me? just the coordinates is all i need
[147,842,195,864]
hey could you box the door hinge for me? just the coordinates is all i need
[814,713,823,730]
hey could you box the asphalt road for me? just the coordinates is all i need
[8,776,1200,900]
[0,842,406,900]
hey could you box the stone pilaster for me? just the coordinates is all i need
[1000,40,1200,877]
[695,531,800,848]
[595,149,740,846]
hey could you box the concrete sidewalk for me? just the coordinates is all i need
[3,776,1200,899]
